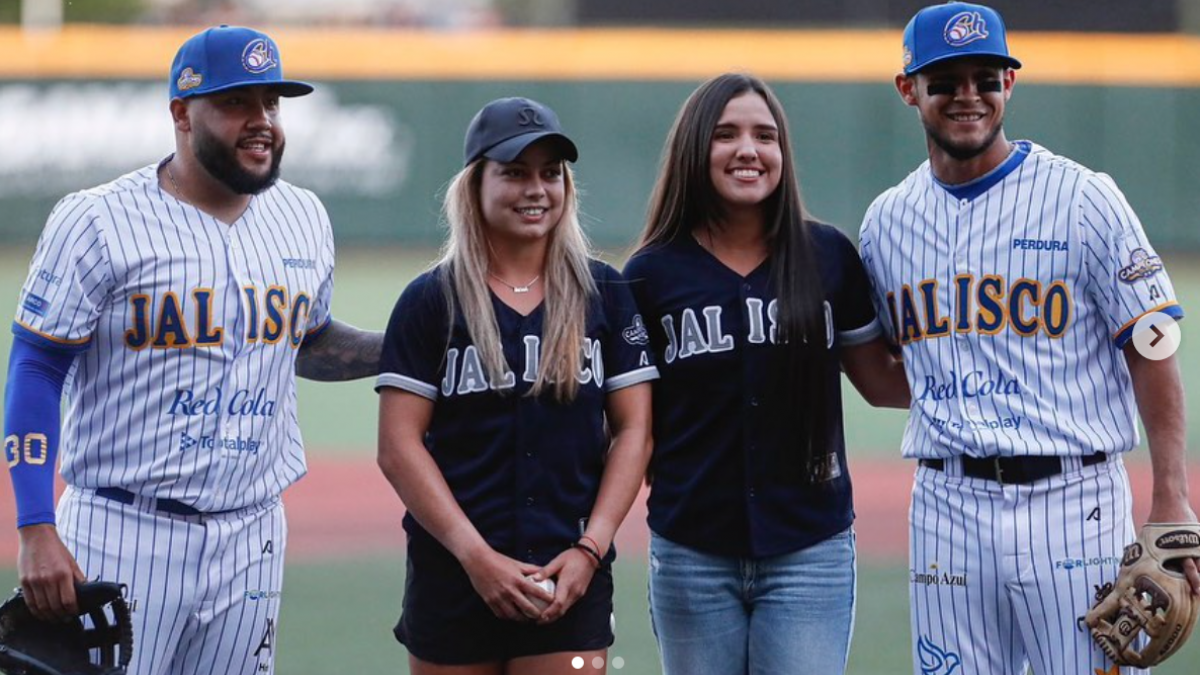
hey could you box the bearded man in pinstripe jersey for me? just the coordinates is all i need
[4,26,381,675]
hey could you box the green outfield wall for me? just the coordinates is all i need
[2,28,1198,249]
[3,80,1198,249]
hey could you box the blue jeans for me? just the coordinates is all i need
[648,528,857,675]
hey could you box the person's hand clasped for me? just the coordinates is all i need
[534,545,599,625]
[462,547,554,622]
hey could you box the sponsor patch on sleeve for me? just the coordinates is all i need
[21,293,49,317]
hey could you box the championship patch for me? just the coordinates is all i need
[176,67,203,92]
[21,293,49,317]
[241,39,278,74]
[1118,248,1164,283]
[944,10,989,47]
[622,314,650,346]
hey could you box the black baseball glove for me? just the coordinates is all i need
[0,581,133,675]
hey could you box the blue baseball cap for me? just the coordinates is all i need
[169,25,314,100]
[463,97,579,167]
[902,2,1022,75]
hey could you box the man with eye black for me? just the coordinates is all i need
[858,3,1200,674]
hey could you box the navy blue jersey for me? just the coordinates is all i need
[376,260,658,565]
[623,223,880,558]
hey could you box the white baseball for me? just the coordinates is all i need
[525,576,556,612]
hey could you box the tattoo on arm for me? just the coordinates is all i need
[296,320,384,382]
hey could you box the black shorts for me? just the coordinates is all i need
[395,540,615,665]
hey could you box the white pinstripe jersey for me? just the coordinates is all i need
[12,159,335,511]
[860,141,1182,459]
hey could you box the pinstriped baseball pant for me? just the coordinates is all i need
[58,486,287,675]
[909,455,1145,675]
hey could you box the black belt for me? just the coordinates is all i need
[96,488,204,517]
[919,453,1107,485]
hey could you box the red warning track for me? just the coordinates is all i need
[2,456,1197,564]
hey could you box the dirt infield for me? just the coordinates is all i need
[2,456,1197,564]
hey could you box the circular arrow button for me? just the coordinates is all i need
[1131,312,1181,361]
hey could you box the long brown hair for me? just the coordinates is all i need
[637,73,833,477]
[439,157,597,402]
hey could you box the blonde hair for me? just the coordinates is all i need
[438,158,597,402]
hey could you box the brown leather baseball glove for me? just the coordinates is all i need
[1084,523,1200,668]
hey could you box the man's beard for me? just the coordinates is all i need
[193,124,284,195]
[924,116,1004,162]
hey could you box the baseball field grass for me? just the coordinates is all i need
[1,246,1199,673]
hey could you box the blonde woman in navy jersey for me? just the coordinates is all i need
[376,97,656,674]
[623,73,910,674]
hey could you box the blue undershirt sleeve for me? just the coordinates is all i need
[4,336,75,528]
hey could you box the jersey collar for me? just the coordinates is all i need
[680,230,772,281]
[934,140,1032,202]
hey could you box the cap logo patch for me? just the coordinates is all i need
[944,11,989,48]
[241,39,278,74]
[177,67,203,92]
[903,45,913,68]
[517,107,545,127]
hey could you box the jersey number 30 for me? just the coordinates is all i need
[4,433,48,468]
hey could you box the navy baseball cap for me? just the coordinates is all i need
[463,97,579,167]
[169,25,314,99]
[902,2,1022,75]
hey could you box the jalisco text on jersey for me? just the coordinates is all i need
[123,285,312,349]
[440,336,605,396]
[886,275,1072,344]
[659,299,834,363]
